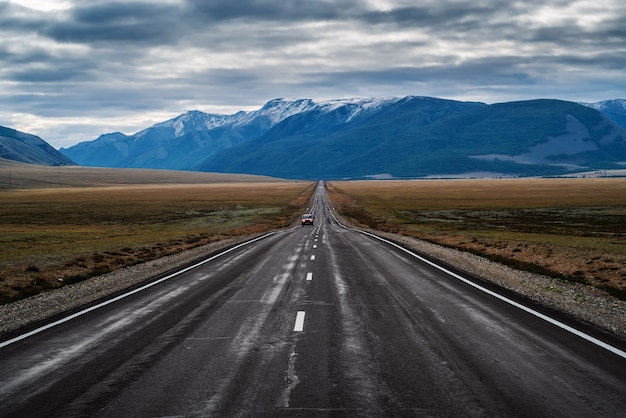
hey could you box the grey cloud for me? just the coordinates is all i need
[8,64,94,83]
[0,2,186,46]
[0,45,53,66]
[2,2,203,47]
[184,68,262,86]
[0,2,47,31]
[358,1,626,49]
[70,2,180,24]
[603,19,626,40]
[184,0,363,22]
[586,17,626,46]
[4,82,167,117]
[43,2,184,44]
[45,21,175,44]
[527,21,599,45]
[360,4,495,27]
[36,0,364,47]
[541,52,626,72]
[301,59,534,91]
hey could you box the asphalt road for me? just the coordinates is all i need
[1,182,626,417]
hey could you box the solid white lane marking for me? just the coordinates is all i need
[0,232,277,349]
[306,272,313,281]
[294,311,306,331]
[354,228,626,360]
[310,255,316,260]
[326,207,626,359]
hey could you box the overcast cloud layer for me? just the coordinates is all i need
[1,0,625,148]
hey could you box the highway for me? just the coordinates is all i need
[1,182,626,417]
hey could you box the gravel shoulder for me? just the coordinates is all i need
[0,235,256,335]
[376,230,626,340]
[1,228,625,341]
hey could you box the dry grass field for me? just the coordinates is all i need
[0,157,279,189]
[326,178,626,299]
[0,160,315,304]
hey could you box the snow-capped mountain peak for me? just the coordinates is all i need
[143,97,412,138]
[313,96,404,122]
[152,110,238,137]
[582,99,626,110]
[237,98,317,125]
[580,99,626,130]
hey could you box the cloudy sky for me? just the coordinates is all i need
[1,0,625,148]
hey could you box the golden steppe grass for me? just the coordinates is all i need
[326,178,626,299]
[0,161,315,303]
[0,157,280,189]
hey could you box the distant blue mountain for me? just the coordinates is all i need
[0,126,74,166]
[60,96,626,179]
[201,98,626,178]
[60,99,321,170]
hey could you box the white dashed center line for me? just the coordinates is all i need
[306,272,313,281]
[310,255,316,260]
[294,311,306,332]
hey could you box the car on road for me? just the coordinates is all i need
[301,213,314,226]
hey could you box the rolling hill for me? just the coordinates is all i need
[0,158,281,189]
[0,126,74,166]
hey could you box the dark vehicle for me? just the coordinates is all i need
[301,213,314,226]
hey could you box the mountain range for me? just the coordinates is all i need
[2,96,624,179]
[59,97,626,179]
